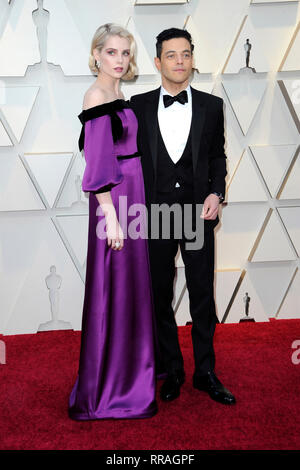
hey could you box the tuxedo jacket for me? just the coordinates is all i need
[130,86,227,229]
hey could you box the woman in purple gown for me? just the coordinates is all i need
[68,24,158,420]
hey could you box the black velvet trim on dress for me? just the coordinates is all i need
[90,183,115,195]
[77,99,130,152]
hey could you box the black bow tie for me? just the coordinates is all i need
[163,90,188,108]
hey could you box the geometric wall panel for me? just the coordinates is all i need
[250,209,296,262]
[215,203,269,269]
[227,149,268,202]
[0,121,12,146]
[223,16,269,73]
[223,124,244,184]
[27,80,89,153]
[279,152,300,200]
[44,0,90,76]
[126,17,157,75]
[215,269,241,323]
[55,214,89,269]
[0,216,84,335]
[0,154,44,212]
[224,270,270,323]
[0,0,40,76]
[246,263,297,318]
[278,207,300,256]
[222,74,267,135]
[55,153,87,209]
[251,144,297,198]
[280,21,300,72]
[249,81,299,145]
[174,266,191,326]
[277,268,300,319]
[279,79,300,133]
[23,153,73,209]
[184,15,217,74]
[0,86,39,142]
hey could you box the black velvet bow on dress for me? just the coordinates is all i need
[77,99,130,152]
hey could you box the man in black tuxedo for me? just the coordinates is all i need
[130,28,235,405]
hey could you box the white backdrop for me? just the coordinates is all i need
[0,0,299,334]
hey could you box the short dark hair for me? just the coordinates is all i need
[156,28,194,59]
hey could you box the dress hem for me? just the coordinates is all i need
[68,403,158,421]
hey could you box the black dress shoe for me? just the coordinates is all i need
[160,370,185,402]
[193,371,236,405]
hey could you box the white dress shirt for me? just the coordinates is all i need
[158,85,192,170]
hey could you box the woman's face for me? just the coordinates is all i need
[94,35,131,79]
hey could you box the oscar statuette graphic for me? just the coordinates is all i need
[71,174,87,208]
[38,266,72,331]
[239,38,256,74]
[240,292,255,323]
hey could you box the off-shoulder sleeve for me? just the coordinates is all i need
[81,114,123,194]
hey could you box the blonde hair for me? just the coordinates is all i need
[89,23,137,80]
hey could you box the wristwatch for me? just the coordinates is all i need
[212,192,224,203]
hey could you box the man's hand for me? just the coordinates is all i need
[200,193,220,220]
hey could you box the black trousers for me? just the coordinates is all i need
[148,186,217,377]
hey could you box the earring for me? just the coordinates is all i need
[96,60,100,69]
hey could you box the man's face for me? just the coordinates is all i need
[155,37,193,84]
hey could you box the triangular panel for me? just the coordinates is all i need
[223,16,268,73]
[0,121,12,146]
[0,86,39,142]
[184,15,219,74]
[278,207,300,256]
[227,149,268,202]
[280,21,300,72]
[225,271,270,323]
[222,76,267,135]
[0,0,40,76]
[44,0,90,75]
[216,203,269,269]
[0,154,44,211]
[55,214,89,269]
[56,153,87,209]
[215,270,241,322]
[246,263,296,318]
[2,217,84,334]
[277,268,300,319]
[250,210,296,262]
[24,152,73,208]
[251,144,297,198]
[279,152,300,200]
[126,17,157,75]
[174,267,191,326]
[278,79,300,133]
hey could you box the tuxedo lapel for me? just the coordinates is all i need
[145,87,160,177]
[190,86,206,173]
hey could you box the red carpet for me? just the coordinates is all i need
[0,319,300,450]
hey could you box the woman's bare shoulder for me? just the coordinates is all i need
[82,86,109,111]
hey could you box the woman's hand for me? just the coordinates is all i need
[95,192,124,251]
[106,215,124,251]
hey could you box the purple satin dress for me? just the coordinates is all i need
[68,100,158,420]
